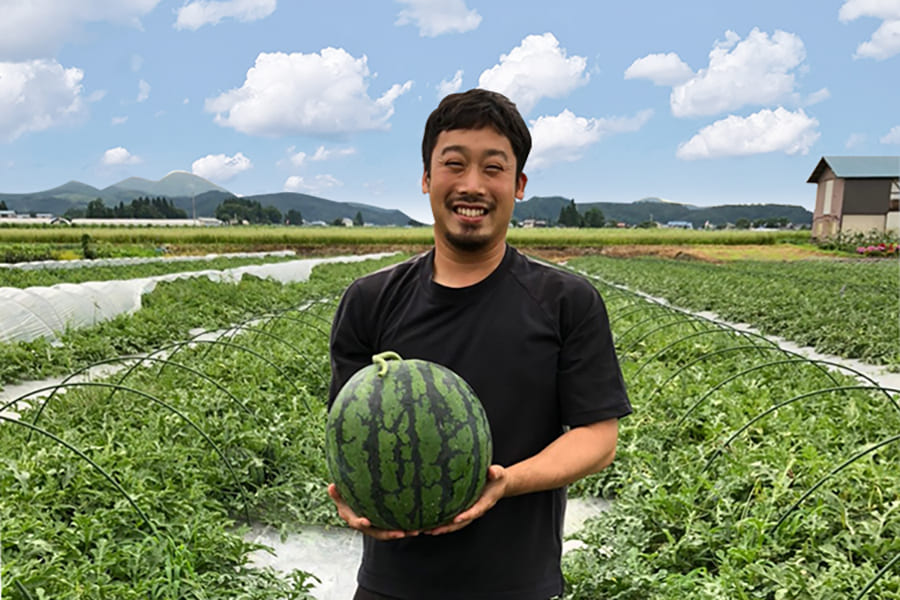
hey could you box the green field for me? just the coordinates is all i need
[2,229,899,598]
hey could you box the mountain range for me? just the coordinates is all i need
[1,172,812,227]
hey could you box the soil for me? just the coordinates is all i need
[167,243,840,264]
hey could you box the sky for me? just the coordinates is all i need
[1,0,899,224]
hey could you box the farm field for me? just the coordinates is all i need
[1,232,898,598]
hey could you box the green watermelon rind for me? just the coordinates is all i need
[325,356,493,531]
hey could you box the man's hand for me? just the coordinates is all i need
[327,483,420,541]
[426,465,507,536]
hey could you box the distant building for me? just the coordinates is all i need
[807,156,900,238]
[0,210,15,219]
[665,220,693,229]
[520,219,548,228]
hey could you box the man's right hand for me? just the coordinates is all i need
[327,483,421,541]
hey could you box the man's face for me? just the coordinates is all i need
[422,127,527,253]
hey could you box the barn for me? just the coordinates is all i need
[807,156,900,239]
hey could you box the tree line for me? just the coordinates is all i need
[64,197,188,219]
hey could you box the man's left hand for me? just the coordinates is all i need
[426,464,507,535]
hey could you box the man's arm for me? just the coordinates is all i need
[428,418,618,535]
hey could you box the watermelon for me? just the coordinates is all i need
[326,351,493,531]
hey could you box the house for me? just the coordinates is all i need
[665,220,693,229]
[807,156,900,238]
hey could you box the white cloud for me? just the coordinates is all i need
[137,79,151,102]
[175,0,277,30]
[191,152,252,181]
[855,19,900,60]
[284,174,343,193]
[805,87,831,106]
[311,145,356,161]
[111,116,128,125]
[205,48,413,136]
[624,52,694,86]
[845,132,867,148]
[102,146,140,165]
[87,89,107,102]
[0,59,86,142]
[881,125,900,143]
[437,70,464,98]
[840,0,900,20]
[286,145,355,167]
[528,109,653,169]
[478,33,589,114]
[0,0,161,60]
[676,107,820,160]
[839,0,900,59]
[670,29,806,118]
[395,0,481,37]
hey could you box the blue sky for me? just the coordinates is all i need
[1,0,899,224]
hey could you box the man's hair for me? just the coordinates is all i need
[422,88,531,179]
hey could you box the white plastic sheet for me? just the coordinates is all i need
[0,250,296,271]
[0,253,396,343]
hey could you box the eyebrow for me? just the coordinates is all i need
[439,145,510,162]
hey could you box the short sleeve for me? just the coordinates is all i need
[328,282,375,407]
[557,285,631,426]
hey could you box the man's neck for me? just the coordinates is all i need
[432,239,506,288]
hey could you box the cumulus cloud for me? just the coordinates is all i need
[625,52,694,86]
[845,132,867,148]
[478,33,589,114]
[676,107,819,159]
[882,125,900,144]
[285,145,355,167]
[670,29,806,118]
[0,59,87,141]
[839,0,900,58]
[102,146,141,165]
[175,0,277,30]
[805,87,831,106]
[205,48,413,136]
[437,70,464,98]
[137,79,151,102]
[0,0,161,60]
[284,174,343,193]
[395,0,481,37]
[528,109,653,170]
[191,152,252,181]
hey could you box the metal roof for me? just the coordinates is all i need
[807,156,900,182]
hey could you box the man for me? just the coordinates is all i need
[328,88,631,599]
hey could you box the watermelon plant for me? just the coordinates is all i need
[326,351,493,531]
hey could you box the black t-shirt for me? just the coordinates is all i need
[329,245,631,600]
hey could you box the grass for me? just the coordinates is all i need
[0,225,811,260]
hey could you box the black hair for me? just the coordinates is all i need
[421,88,531,179]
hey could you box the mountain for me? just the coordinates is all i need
[240,192,423,226]
[106,171,230,198]
[513,196,812,227]
[0,177,421,226]
[0,173,230,215]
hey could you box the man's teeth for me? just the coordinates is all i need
[456,207,486,217]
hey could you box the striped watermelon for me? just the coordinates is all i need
[326,351,493,531]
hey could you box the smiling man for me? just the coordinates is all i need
[328,88,632,599]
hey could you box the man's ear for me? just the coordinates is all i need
[515,172,528,200]
[421,170,430,194]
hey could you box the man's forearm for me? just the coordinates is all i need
[503,419,619,497]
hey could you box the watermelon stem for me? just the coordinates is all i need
[372,351,403,377]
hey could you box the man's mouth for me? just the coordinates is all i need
[454,206,488,218]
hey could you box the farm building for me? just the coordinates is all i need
[807,156,900,238]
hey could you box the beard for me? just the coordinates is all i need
[442,227,493,252]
